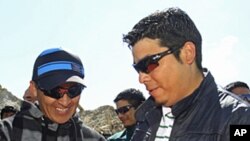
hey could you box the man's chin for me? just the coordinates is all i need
[155,99,169,107]
[153,97,164,105]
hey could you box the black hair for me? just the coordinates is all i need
[225,81,249,92]
[123,7,203,71]
[1,106,17,119]
[114,88,146,109]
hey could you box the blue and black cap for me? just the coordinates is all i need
[32,48,85,90]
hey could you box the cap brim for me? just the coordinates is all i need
[65,76,86,88]
[37,72,85,90]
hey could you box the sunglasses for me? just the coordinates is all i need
[239,94,250,103]
[38,83,85,99]
[133,48,178,74]
[115,105,133,115]
[2,106,17,113]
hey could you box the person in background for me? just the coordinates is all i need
[1,106,18,119]
[0,48,106,141]
[122,7,250,141]
[225,81,250,103]
[107,88,145,141]
[225,81,250,95]
[23,87,37,103]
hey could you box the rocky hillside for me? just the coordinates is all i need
[0,85,123,137]
[79,105,124,138]
[0,85,22,111]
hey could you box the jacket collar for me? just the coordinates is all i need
[135,96,162,125]
[20,101,43,118]
[20,101,79,131]
[135,69,217,121]
[171,70,217,119]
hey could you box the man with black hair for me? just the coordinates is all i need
[107,88,145,141]
[225,81,250,103]
[122,7,250,141]
[225,81,250,95]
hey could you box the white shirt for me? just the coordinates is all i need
[155,106,174,141]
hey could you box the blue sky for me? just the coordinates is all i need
[0,0,249,110]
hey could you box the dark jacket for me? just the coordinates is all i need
[0,101,106,141]
[130,71,250,141]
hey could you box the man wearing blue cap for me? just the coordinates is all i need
[0,48,106,141]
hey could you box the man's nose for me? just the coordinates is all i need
[57,93,72,106]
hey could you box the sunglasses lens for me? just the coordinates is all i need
[67,84,84,98]
[146,63,159,73]
[133,64,141,73]
[133,55,160,74]
[115,107,128,115]
[42,84,84,99]
[134,62,158,74]
[133,48,176,74]
[115,105,132,115]
[134,60,149,73]
[240,94,250,103]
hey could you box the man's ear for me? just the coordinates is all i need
[29,81,38,96]
[182,41,196,65]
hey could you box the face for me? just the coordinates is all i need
[33,82,81,124]
[2,112,16,119]
[231,87,250,95]
[132,38,200,107]
[23,88,37,103]
[115,99,136,127]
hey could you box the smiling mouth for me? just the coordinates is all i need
[56,107,69,113]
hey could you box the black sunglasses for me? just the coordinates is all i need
[133,48,178,74]
[38,83,85,99]
[115,105,133,115]
[2,106,17,113]
[240,94,250,103]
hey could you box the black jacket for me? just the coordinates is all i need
[131,72,250,141]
